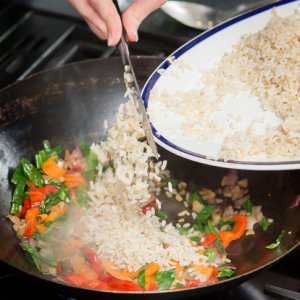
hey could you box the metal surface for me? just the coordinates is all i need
[113,0,159,158]
[161,0,275,30]
[0,57,299,299]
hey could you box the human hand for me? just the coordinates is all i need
[68,0,166,46]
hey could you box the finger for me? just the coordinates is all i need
[122,0,166,42]
[88,0,122,46]
[86,20,107,40]
[68,0,108,39]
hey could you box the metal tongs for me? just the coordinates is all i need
[113,0,159,159]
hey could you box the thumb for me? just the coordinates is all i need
[122,0,166,42]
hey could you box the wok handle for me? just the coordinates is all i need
[264,284,300,300]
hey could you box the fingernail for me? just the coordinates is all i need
[107,32,114,47]
[134,32,139,42]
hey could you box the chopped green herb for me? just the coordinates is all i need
[205,248,216,261]
[266,230,285,250]
[175,226,191,235]
[193,224,204,232]
[160,226,166,232]
[190,236,201,242]
[175,282,184,289]
[187,192,204,205]
[242,198,253,213]
[217,268,235,278]
[156,210,168,220]
[161,176,177,188]
[196,205,215,225]
[219,219,235,228]
[156,269,176,290]
[138,266,146,288]
[259,218,270,231]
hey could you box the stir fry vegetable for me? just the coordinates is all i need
[9,141,274,292]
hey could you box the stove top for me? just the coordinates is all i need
[0,2,188,89]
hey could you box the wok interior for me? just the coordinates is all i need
[0,57,299,294]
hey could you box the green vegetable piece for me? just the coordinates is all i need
[242,198,253,213]
[156,269,176,290]
[190,236,201,242]
[79,141,90,156]
[205,248,216,261]
[57,186,69,201]
[266,230,285,250]
[175,282,184,289]
[161,176,177,188]
[219,220,235,228]
[259,218,270,231]
[196,205,215,225]
[40,202,47,214]
[175,226,191,235]
[21,241,42,270]
[217,268,235,278]
[193,224,204,232]
[205,220,218,235]
[11,164,26,185]
[155,210,168,220]
[188,181,197,193]
[205,221,226,254]
[187,192,204,205]
[160,226,166,232]
[80,141,98,181]
[35,150,47,169]
[22,159,43,187]
[41,140,61,161]
[45,193,61,210]
[74,189,90,207]
[10,181,26,215]
[43,140,52,152]
[44,221,58,237]
[138,266,146,288]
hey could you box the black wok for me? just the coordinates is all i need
[0,57,299,299]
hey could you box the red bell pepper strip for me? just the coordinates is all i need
[183,277,219,288]
[29,185,59,207]
[86,279,111,290]
[219,214,247,248]
[17,199,31,218]
[148,283,159,291]
[107,278,144,291]
[64,274,88,287]
[23,207,39,237]
[202,233,217,246]
[81,246,103,276]
[231,214,247,239]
